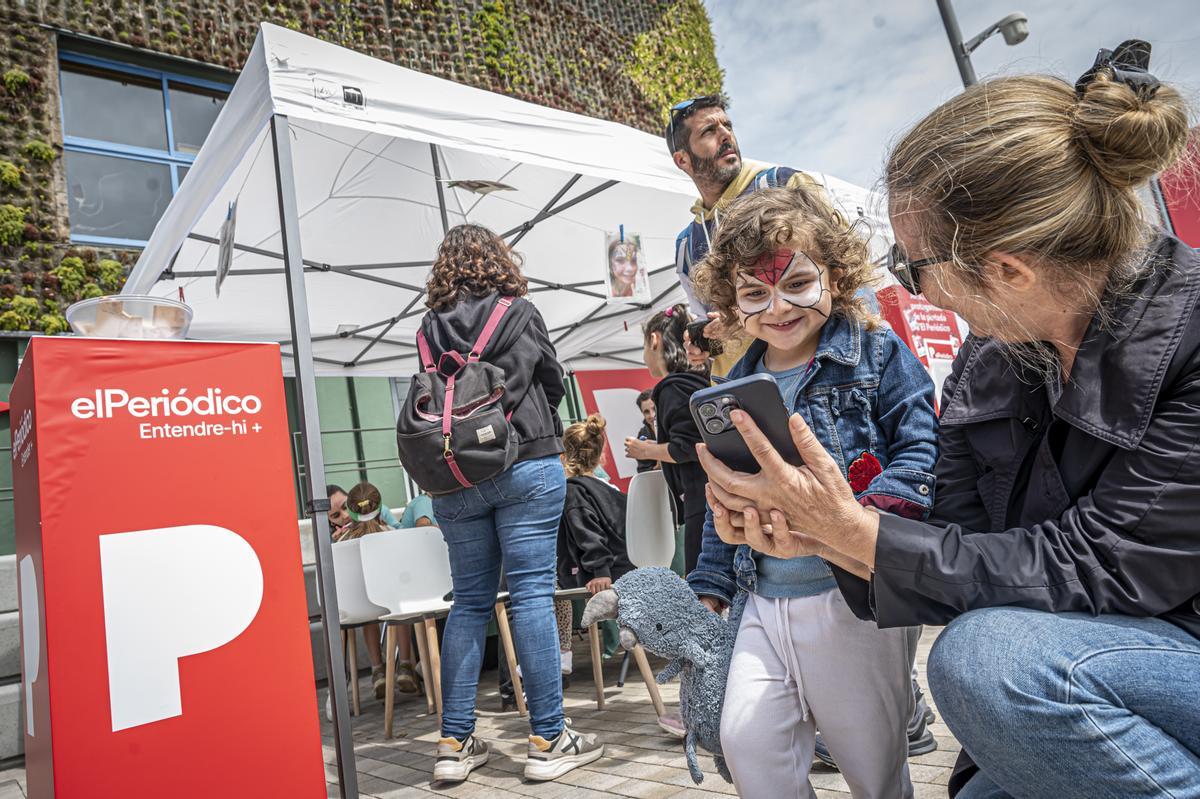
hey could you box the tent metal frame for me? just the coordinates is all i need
[161,157,681,369]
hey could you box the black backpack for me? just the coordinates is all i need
[396,297,520,495]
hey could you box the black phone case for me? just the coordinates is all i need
[689,373,803,474]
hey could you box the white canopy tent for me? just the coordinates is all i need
[124,23,893,376]
[121,24,895,794]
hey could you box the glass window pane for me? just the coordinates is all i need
[169,82,226,154]
[65,151,171,241]
[176,165,189,187]
[60,63,167,151]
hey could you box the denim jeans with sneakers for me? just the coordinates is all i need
[433,455,567,741]
[929,607,1200,799]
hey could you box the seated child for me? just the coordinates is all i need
[336,482,421,698]
[689,185,939,799]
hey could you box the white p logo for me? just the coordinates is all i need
[99,525,263,732]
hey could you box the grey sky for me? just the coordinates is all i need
[704,0,1200,188]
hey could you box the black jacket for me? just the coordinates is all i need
[419,293,565,463]
[635,421,658,473]
[652,370,710,525]
[557,475,633,587]
[846,235,1200,796]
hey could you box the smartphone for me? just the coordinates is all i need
[690,373,803,473]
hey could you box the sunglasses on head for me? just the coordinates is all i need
[886,243,949,296]
[667,95,717,154]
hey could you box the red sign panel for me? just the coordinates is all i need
[574,368,659,493]
[13,338,325,799]
[876,286,965,406]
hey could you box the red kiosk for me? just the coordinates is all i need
[12,337,326,798]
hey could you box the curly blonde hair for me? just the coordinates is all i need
[691,186,877,329]
[426,224,528,311]
[562,414,607,477]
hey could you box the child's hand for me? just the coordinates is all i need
[699,595,727,615]
[683,331,710,369]
[698,410,880,569]
[586,577,612,594]
[706,483,748,546]
[624,436,650,459]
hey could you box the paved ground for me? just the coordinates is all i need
[0,628,959,798]
[320,626,959,798]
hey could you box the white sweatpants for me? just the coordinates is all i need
[720,590,916,799]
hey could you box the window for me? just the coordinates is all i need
[59,52,230,246]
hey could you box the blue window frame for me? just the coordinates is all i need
[58,51,231,247]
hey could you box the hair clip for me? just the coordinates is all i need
[1075,39,1160,100]
[664,306,675,317]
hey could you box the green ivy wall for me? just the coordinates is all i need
[0,0,723,332]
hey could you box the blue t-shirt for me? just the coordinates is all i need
[398,494,435,528]
[752,354,837,599]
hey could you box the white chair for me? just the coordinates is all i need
[625,470,677,569]
[329,537,390,716]
[610,469,676,717]
[359,527,526,736]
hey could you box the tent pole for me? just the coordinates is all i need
[270,113,360,799]
[430,144,450,235]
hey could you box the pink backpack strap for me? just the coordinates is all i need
[441,374,473,489]
[416,329,436,373]
[468,296,514,363]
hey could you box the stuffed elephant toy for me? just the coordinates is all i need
[581,567,744,784]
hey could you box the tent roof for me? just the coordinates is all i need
[125,23,891,376]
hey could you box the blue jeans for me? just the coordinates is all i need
[928,608,1200,799]
[432,455,566,740]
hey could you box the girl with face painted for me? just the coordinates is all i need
[688,186,940,799]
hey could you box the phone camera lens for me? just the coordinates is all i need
[699,402,718,419]
[704,418,725,435]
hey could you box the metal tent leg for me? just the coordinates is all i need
[271,113,360,799]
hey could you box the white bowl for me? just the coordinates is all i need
[65,295,193,339]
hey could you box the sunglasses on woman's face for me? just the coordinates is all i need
[886,243,949,296]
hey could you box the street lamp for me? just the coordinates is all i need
[936,1,1029,87]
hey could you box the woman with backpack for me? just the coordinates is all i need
[405,224,604,784]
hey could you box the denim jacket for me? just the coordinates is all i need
[687,313,940,604]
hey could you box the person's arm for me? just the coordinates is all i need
[686,504,738,609]
[659,382,703,464]
[625,439,677,464]
[563,502,616,584]
[871,354,1200,627]
[529,309,565,411]
[831,335,939,614]
[855,334,938,516]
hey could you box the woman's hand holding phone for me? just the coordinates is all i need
[697,408,881,573]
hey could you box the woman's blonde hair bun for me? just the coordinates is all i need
[1074,76,1190,189]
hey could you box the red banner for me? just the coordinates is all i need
[876,286,965,406]
[1161,139,1200,248]
[13,338,325,799]
[574,368,658,493]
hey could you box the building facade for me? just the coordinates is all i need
[0,0,722,334]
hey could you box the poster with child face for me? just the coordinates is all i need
[604,232,650,304]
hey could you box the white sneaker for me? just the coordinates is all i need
[433,733,490,783]
[560,649,573,675]
[524,723,604,781]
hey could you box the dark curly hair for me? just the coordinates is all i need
[426,224,528,311]
[691,185,878,329]
[642,303,695,374]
